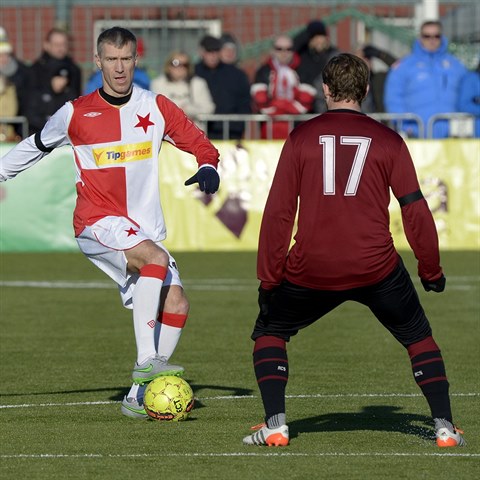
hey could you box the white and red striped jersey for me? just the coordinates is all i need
[0,86,219,239]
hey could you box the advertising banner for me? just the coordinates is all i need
[0,139,479,252]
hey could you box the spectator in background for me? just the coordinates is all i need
[28,28,82,134]
[384,20,467,138]
[219,32,240,65]
[293,19,340,113]
[0,29,30,138]
[251,35,316,139]
[151,51,215,126]
[457,57,480,137]
[355,44,397,114]
[84,37,150,94]
[195,35,251,140]
[0,73,18,142]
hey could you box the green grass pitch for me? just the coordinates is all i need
[0,251,479,479]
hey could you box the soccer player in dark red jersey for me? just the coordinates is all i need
[243,53,465,448]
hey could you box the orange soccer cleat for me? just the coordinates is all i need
[243,423,289,447]
[435,418,466,447]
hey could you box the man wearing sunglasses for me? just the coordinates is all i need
[385,20,467,138]
[251,35,316,139]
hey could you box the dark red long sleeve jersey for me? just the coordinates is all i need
[258,109,442,290]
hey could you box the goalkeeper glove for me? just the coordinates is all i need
[184,166,220,194]
[421,274,446,293]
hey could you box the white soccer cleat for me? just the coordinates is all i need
[435,418,466,447]
[132,354,184,385]
[120,396,148,420]
[243,423,289,446]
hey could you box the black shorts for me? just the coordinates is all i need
[251,257,432,347]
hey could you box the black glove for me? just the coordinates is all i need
[362,45,382,59]
[421,274,446,293]
[184,166,220,194]
[258,286,277,316]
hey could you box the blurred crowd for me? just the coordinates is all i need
[0,20,479,142]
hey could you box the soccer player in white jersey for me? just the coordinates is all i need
[0,26,221,419]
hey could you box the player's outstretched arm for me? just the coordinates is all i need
[0,135,48,182]
[0,103,71,182]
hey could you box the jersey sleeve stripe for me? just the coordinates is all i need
[34,132,54,153]
[398,189,424,207]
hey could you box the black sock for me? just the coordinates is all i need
[407,336,452,422]
[253,336,288,420]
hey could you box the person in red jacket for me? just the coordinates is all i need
[251,35,316,139]
[243,53,465,448]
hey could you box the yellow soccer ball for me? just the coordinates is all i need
[144,376,194,421]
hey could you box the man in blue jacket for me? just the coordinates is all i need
[457,57,480,137]
[384,20,467,138]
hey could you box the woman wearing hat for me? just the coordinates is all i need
[151,51,214,126]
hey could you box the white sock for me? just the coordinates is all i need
[156,323,183,361]
[132,266,166,364]
[127,383,147,401]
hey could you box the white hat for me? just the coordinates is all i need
[0,40,13,53]
[0,25,12,54]
[0,40,12,54]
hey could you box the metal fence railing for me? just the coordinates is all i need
[427,112,476,139]
[0,112,477,143]
[194,113,426,140]
[195,112,478,140]
[0,116,29,141]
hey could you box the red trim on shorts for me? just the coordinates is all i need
[407,336,440,359]
[159,312,187,328]
[140,264,167,280]
[254,336,286,352]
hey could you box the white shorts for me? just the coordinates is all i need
[76,216,182,309]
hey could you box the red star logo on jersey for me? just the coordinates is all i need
[134,113,154,133]
[125,227,138,237]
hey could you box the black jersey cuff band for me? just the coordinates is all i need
[34,132,54,153]
[398,190,424,207]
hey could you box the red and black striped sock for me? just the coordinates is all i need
[253,336,288,419]
[407,336,452,422]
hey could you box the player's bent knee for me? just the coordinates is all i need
[150,246,169,267]
[172,297,189,316]
[125,241,169,272]
[163,286,189,316]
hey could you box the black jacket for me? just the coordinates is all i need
[195,61,251,139]
[27,52,82,134]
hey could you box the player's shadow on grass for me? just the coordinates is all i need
[0,386,129,398]
[289,405,433,441]
[0,383,254,406]
[187,383,255,410]
[109,382,254,407]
